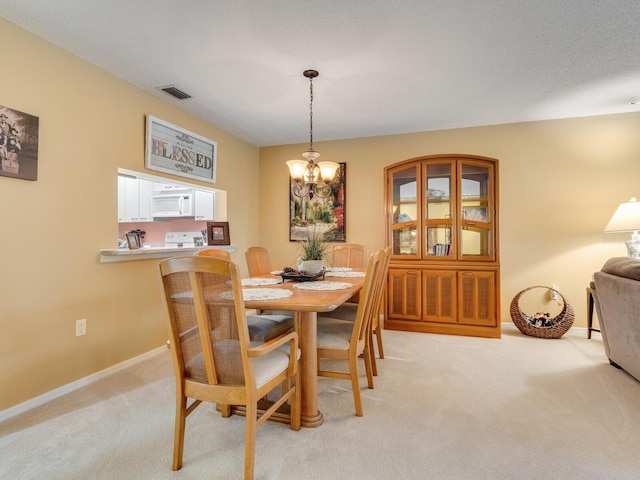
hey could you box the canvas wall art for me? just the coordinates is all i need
[289,162,346,242]
[0,105,39,181]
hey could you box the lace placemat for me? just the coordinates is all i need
[241,277,282,287]
[220,288,293,301]
[325,267,352,272]
[293,281,353,291]
[325,271,366,278]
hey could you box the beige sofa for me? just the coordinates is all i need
[593,257,640,382]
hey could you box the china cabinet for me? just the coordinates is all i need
[385,154,500,338]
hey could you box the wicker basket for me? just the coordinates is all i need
[510,286,575,339]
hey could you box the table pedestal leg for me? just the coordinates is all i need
[296,311,323,428]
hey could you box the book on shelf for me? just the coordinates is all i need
[431,243,452,256]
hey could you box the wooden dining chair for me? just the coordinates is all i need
[194,248,231,260]
[316,249,386,416]
[157,256,301,480]
[245,246,273,277]
[329,243,366,269]
[329,243,366,304]
[244,246,294,320]
[194,248,292,341]
[327,247,391,375]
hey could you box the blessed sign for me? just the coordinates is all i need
[145,115,217,183]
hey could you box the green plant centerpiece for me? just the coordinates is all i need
[297,229,329,274]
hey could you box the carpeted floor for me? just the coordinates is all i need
[1,325,639,480]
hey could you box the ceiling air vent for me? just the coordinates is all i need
[158,85,192,100]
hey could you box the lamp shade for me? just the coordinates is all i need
[604,197,640,233]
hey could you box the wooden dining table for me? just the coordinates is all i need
[243,272,365,427]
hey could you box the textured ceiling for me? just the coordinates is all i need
[2,1,640,146]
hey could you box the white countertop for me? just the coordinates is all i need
[99,245,236,263]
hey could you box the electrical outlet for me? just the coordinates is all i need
[76,318,87,337]
[549,286,558,301]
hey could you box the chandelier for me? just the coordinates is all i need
[286,70,340,198]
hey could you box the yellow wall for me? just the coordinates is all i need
[3,15,640,412]
[260,114,640,330]
[0,18,260,410]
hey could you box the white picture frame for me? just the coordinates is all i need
[145,115,217,183]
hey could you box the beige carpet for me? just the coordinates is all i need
[1,325,639,480]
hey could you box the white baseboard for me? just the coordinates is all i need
[0,346,166,423]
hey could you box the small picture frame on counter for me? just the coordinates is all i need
[126,232,141,250]
[207,221,230,245]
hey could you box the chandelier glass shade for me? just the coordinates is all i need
[287,70,339,198]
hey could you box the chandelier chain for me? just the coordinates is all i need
[308,74,314,152]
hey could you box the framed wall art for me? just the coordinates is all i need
[0,105,39,181]
[145,115,217,183]
[207,221,230,245]
[289,162,346,242]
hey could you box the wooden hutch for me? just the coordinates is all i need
[385,154,500,338]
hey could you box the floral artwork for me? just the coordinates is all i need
[289,162,346,242]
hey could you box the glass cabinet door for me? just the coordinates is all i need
[459,162,493,259]
[424,162,454,257]
[390,165,419,257]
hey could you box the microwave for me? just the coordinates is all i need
[151,191,194,218]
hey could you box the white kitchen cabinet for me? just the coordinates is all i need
[117,168,227,225]
[194,189,215,220]
[137,179,154,221]
[122,176,139,222]
[117,175,126,222]
[152,182,175,191]
[118,176,154,222]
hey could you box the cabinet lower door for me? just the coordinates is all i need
[423,270,457,323]
[458,271,496,326]
[388,269,421,320]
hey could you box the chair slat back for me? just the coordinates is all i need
[245,246,272,277]
[195,248,231,260]
[373,247,392,327]
[351,249,386,346]
[159,256,249,387]
[330,243,366,269]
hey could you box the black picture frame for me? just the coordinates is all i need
[289,162,346,242]
[207,221,230,245]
